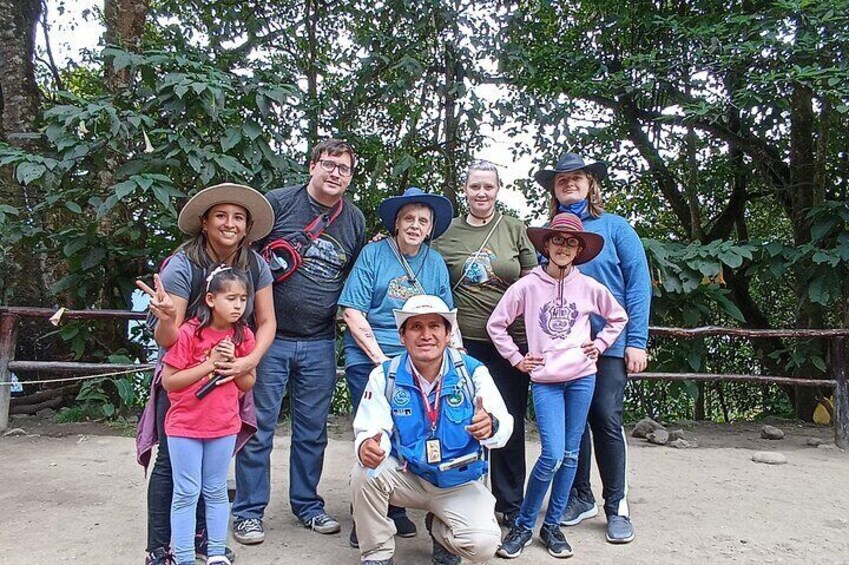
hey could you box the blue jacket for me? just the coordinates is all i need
[383,353,487,488]
[577,212,652,357]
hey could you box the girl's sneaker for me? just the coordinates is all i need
[206,557,231,565]
[496,525,533,559]
[144,547,173,565]
[540,524,573,558]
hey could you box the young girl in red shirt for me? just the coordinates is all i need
[161,267,257,565]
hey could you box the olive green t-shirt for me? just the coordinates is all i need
[432,212,538,343]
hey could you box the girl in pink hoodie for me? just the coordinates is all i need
[487,212,627,560]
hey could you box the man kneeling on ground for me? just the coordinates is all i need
[351,295,514,564]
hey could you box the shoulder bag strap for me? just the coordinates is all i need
[387,238,427,295]
[304,199,344,241]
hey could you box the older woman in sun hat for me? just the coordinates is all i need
[536,152,651,545]
[135,182,276,565]
[339,186,456,545]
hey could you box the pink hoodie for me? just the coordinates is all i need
[487,265,628,384]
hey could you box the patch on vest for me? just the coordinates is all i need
[392,408,413,417]
[446,392,464,407]
[392,387,411,407]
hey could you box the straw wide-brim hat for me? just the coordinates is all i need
[534,152,608,193]
[378,187,454,240]
[527,213,604,265]
[177,183,274,240]
[393,294,458,330]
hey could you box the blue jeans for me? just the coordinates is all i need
[516,376,596,530]
[346,362,373,415]
[169,435,236,565]
[234,336,336,521]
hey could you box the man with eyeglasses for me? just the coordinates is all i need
[233,139,366,544]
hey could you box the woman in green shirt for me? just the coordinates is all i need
[432,160,538,525]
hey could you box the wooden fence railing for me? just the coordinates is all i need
[1,306,847,448]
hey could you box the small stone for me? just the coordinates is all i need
[669,429,685,441]
[752,451,787,465]
[760,425,785,440]
[806,437,824,447]
[2,428,27,437]
[647,429,670,445]
[36,408,56,418]
[670,438,690,449]
[817,443,839,451]
[632,417,665,439]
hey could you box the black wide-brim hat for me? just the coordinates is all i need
[378,186,454,239]
[534,152,608,192]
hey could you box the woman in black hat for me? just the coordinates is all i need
[136,183,277,565]
[535,153,651,544]
[338,186,457,546]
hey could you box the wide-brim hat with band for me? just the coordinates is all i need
[534,152,608,192]
[378,186,454,240]
[178,183,274,240]
[527,212,604,265]
[393,294,458,330]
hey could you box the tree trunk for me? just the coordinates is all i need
[0,0,50,308]
[103,0,149,90]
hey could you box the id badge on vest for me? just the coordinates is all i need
[426,438,442,463]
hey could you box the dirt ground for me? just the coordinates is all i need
[1,416,847,565]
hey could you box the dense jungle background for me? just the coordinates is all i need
[1,0,848,424]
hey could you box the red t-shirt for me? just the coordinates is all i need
[162,319,256,439]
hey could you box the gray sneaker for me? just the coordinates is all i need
[232,518,264,545]
[560,495,598,527]
[363,560,393,565]
[606,515,635,544]
[301,512,341,534]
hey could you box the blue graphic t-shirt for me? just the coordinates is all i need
[338,239,454,367]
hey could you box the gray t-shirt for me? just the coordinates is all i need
[159,250,273,319]
[257,184,366,340]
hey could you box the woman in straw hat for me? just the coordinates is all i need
[487,212,627,559]
[136,183,276,565]
[537,153,651,544]
[339,186,457,546]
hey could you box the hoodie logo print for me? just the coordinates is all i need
[538,298,579,339]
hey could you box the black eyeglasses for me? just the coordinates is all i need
[549,235,581,248]
[317,159,353,177]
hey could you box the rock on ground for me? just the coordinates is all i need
[669,429,685,441]
[632,417,665,438]
[752,451,787,465]
[760,425,785,440]
[647,429,670,445]
[670,438,691,449]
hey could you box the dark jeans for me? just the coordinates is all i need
[465,339,529,516]
[234,337,336,522]
[571,356,630,518]
[346,361,407,522]
[147,386,207,552]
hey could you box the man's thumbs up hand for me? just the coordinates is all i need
[359,431,387,469]
[465,396,492,441]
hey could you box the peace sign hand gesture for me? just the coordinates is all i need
[136,274,176,322]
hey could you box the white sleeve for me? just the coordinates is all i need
[352,365,394,466]
[471,364,514,450]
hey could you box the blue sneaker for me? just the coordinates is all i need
[496,525,533,559]
[560,495,598,526]
[606,515,635,544]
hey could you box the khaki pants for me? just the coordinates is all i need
[352,457,500,563]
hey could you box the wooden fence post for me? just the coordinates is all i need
[0,313,19,432]
[832,336,848,450]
